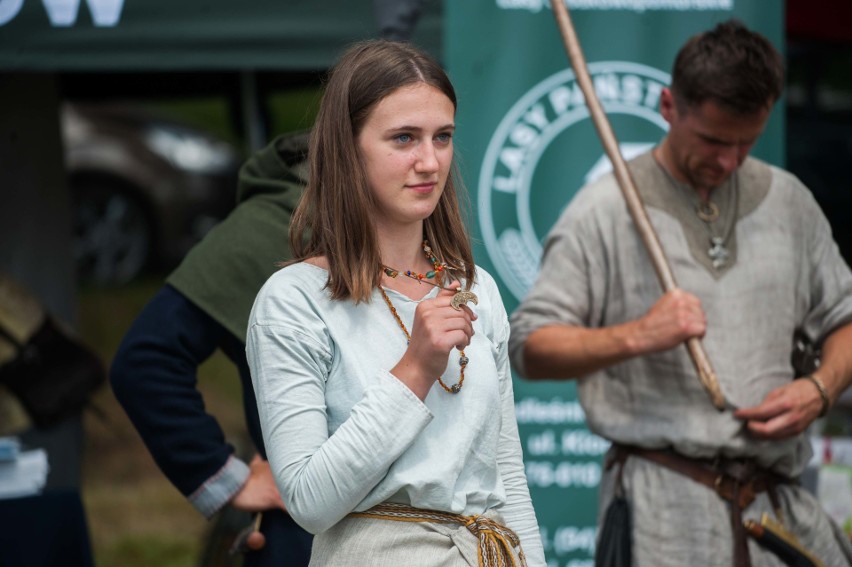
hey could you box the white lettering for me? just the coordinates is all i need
[492,176,518,193]
[593,73,620,101]
[515,397,586,424]
[621,74,644,105]
[509,122,539,147]
[495,0,545,12]
[523,103,550,131]
[548,86,573,115]
[43,0,81,27]
[42,0,124,27]
[87,0,123,26]
[561,430,610,456]
[525,460,602,488]
[554,526,598,555]
[548,83,586,115]
[0,0,24,26]
[496,0,734,13]
[499,147,525,175]
[527,429,558,455]
[480,62,669,303]
[644,80,664,108]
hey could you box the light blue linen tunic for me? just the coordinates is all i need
[247,263,545,565]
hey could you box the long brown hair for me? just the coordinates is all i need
[289,39,475,302]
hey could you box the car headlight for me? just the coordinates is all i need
[145,127,237,174]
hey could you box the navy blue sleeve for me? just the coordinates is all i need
[110,285,241,497]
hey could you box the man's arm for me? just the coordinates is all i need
[735,321,852,438]
[522,288,707,379]
[231,454,285,512]
[111,285,282,517]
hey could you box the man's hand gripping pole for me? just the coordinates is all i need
[549,0,727,410]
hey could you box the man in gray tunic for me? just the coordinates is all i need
[509,20,852,567]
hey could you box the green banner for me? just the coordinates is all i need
[445,1,783,564]
[0,0,442,70]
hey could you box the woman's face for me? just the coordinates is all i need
[356,82,455,232]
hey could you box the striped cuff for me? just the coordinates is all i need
[188,455,250,518]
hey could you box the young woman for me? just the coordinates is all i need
[246,40,545,566]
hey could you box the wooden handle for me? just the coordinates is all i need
[549,0,726,410]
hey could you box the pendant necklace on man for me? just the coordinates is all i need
[658,159,738,270]
[695,201,730,269]
[379,240,474,394]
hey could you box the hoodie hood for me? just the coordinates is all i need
[167,130,310,341]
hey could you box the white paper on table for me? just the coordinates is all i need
[0,448,49,499]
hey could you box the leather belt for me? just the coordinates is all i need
[610,444,793,567]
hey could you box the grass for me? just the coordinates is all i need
[78,275,249,567]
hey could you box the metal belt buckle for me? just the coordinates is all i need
[715,473,757,507]
[739,481,757,508]
[714,473,731,501]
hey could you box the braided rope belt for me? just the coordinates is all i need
[350,502,528,567]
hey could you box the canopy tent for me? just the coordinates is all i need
[0,1,441,334]
[0,0,443,71]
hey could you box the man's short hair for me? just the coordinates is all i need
[671,19,784,114]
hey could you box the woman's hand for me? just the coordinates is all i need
[390,283,477,400]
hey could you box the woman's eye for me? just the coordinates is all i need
[436,133,452,144]
[395,134,412,143]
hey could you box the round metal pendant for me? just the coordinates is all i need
[450,290,478,311]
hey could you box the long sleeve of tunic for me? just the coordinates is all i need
[247,264,545,565]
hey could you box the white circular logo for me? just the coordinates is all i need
[478,61,671,301]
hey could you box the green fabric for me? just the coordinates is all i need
[167,130,309,342]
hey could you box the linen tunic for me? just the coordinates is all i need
[247,264,545,566]
[509,151,852,566]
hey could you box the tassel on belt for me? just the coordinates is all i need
[350,502,528,567]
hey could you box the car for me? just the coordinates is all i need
[61,102,244,286]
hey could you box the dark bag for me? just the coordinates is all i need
[0,317,106,429]
[595,495,632,567]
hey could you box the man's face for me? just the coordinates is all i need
[660,88,772,191]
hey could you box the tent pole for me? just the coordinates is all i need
[240,70,266,154]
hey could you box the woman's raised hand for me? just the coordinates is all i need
[390,282,477,400]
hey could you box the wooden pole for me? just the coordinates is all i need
[549,0,726,410]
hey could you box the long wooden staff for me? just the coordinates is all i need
[549,0,726,410]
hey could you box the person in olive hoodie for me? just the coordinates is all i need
[110,130,312,566]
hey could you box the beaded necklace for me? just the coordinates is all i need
[379,240,473,394]
[382,241,478,311]
[384,240,446,282]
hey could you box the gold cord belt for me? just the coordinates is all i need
[350,502,527,567]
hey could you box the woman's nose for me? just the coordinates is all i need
[414,142,439,172]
